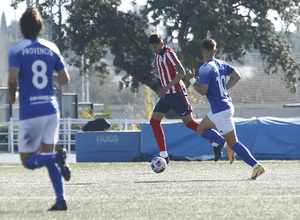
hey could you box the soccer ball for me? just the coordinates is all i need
[151,157,167,173]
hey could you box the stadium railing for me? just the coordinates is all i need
[1,117,152,154]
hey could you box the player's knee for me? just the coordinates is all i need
[20,154,35,170]
[197,125,204,136]
[150,118,160,127]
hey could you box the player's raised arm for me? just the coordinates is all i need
[186,69,208,96]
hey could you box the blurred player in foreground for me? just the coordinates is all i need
[186,38,265,180]
[148,33,226,163]
[8,7,71,210]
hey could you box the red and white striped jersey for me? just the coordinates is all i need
[154,46,186,94]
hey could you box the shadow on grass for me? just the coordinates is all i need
[67,183,98,185]
[135,179,244,184]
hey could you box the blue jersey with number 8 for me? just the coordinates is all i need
[8,37,65,120]
[198,58,234,114]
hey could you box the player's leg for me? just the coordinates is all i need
[18,115,68,210]
[150,111,169,162]
[41,113,70,181]
[196,115,227,161]
[21,151,57,169]
[204,109,236,163]
[20,149,68,210]
[197,115,226,147]
[41,113,69,210]
[18,118,57,169]
[175,89,224,161]
[181,114,199,132]
[39,143,67,210]
[173,90,200,133]
[218,108,265,179]
[223,130,265,179]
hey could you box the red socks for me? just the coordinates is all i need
[150,118,214,152]
[185,120,199,132]
[150,118,166,152]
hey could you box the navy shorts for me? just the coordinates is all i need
[153,89,193,117]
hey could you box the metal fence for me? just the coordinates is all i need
[0,118,154,154]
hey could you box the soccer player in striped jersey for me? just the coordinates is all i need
[148,34,226,163]
[8,7,71,210]
[186,38,265,180]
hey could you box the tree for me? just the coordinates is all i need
[64,0,118,84]
[9,0,300,94]
[1,12,7,34]
[143,0,300,92]
[65,0,161,93]
[0,14,22,86]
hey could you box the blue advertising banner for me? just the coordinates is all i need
[76,131,141,162]
[140,117,300,160]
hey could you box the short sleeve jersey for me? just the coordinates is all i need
[154,46,186,94]
[8,37,65,120]
[198,58,234,114]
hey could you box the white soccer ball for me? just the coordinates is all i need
[151,157,167,173]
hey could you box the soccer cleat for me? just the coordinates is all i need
[160,156,169,164]
[213,144,223,162]
[251,164,265,180]
[226,145,236,164]
[48,200,67,211]
[56,148,71,181]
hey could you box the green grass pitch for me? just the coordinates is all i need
[1,160,300,219]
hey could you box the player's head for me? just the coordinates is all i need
[201,38,217,50]
[20,7,44,39]
[149,34,164,54]
[201,38,217,57]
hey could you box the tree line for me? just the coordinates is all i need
[6,0,300,95]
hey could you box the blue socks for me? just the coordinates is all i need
[25,153,65,202]
[47,163,65,202]
[201,129,226,147]
[25,153,57,169]
[231,142,257,167]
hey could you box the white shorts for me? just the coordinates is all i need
[207,107,235,135]
[18,113,60,153]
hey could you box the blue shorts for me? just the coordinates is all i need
[153,89,193,117]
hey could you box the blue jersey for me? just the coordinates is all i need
[198,58,234,114]
[8,37,65,120]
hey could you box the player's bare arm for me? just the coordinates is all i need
[8,67,19,104]
[226,70,241,90]
[53,68,70,85]
[186,69,208,96]
[158,63,186,98]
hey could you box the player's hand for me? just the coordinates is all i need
[9,92,18,104]
[153,68,158,75]
[186,69,195,80]
[9,97,15,104]
[158,87,168,98]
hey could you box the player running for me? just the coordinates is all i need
[186,38,265,180]
[8,7,71,210]
[148,34,226,163]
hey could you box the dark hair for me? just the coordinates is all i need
[201,38,217,50]
[148,34,162,44]
[20,7,43,39]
